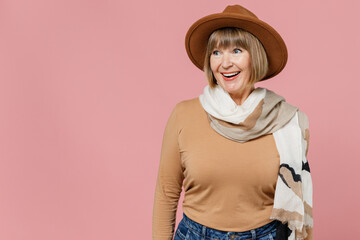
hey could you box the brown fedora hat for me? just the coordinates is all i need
[185,5,288,81]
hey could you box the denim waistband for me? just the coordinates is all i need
[182,213,279,240]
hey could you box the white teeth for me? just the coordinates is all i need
[222,72,240,77]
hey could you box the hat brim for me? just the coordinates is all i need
[185,13,288,81]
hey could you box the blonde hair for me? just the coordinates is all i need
[204,27,269,88]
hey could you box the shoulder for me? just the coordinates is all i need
[172,97,201,115]
[297,110,309,130]
[297,110,310,142]
[166,97,201,124]
[175,97,200,109]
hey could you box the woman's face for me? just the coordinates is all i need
[210,45,252,98]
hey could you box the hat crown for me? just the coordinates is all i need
[222,5,258,19]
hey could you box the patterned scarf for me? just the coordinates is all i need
[199,85,313,240]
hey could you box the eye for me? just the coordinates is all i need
[233,48,242,54]
[212,50,220,56]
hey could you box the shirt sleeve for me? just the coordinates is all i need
[298,111,313,240]
[305,227,313,240]
[304,127,312,240]
[152,104,184,240]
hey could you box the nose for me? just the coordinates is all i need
[221,53,233,68]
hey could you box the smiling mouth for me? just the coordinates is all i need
[221,71,240,81]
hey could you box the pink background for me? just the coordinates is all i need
[0,0,359,239]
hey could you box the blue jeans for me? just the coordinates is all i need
[174,213,279,240]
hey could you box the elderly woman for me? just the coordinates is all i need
[153,5,313,240]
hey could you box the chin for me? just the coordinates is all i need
[222,84,244,93]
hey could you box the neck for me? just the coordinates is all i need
[229,85,255,105]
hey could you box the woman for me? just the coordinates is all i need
[153,5,313,240]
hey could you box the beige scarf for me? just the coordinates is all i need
[199,85,313,240]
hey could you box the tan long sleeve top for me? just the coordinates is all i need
[152,98,281,240]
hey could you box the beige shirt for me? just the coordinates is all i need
[152,98,280,240]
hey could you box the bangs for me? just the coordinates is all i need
[207,27,249,52]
